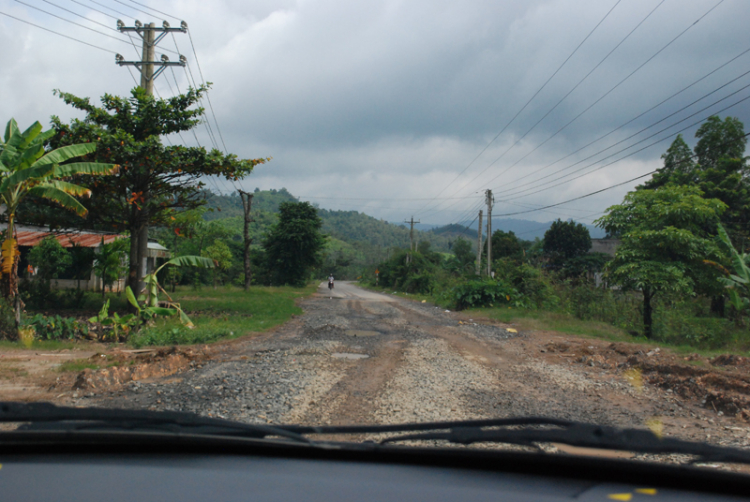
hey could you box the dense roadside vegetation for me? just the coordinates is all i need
[363,115,750,354]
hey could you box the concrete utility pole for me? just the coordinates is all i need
[485,189,493,277]
[404,216,420,263]
[238,190,254,290]
[476,209,483,276]
[115,20,187,294]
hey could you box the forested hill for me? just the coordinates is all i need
[202,189,461,252]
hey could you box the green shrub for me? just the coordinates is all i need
[450,279,524,311]
[22,314,88,340]
[0,297,17,340]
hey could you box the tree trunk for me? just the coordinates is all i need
[643,287,654,339]
[710,295,725,317]
[240,191,253,291]
[138,220,149,295]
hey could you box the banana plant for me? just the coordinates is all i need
[88,299,136,341]
[712,224,750,314]
[133,255,214,328]
[0,118,118,316]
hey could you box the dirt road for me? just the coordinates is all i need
[66,280,748,457]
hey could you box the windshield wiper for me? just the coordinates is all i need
[0,401,311,445]
[5,402,750,466]
[285,418,750,465]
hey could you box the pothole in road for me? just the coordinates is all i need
[345,330,380,337]
[331,353,370,360]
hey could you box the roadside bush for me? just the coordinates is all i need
[493,259,557,309]
[0,297,17,340]
[450,279,524,311]
[22,314,88,340]
[373,249,438,294]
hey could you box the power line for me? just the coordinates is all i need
[0,9,117,53]
[498,86,750,202]
[187,28,229,154]
[488,45,750,196]
[459,0,667,197]
[42,0,113,30]
[433,0,727,211]
[494,69,750,199]
[126,0,181,22]
[412,0,624,218]
[112,0,162,20]
[12,0,136,46]
[492,131,750,219]
[69,0,116,19]
[87,0,130,18]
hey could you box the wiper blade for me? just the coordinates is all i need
[0,401,311,445]
[287,417,750,465]
[377,421,750,465]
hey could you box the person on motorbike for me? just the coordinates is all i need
[328,274,334,290]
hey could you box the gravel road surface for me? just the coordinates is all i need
[94,281,750,456]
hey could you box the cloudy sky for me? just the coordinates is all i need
[1,0,749,230]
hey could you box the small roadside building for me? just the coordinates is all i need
[3,225,170,292]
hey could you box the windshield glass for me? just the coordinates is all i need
[2,0,750,476]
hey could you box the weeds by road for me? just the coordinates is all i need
[130,284,318,347]
[361,283,750,357]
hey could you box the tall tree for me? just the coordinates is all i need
[640,134,695,189]
[640,116,749,245]
[45,87,269,295]
[596,185,726,339]
[263,201,326,286]
[542,219,591,270]
[491,230,524,261]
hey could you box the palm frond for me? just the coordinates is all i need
[30,143,97,168]
[155,255,214,275]
[27,185,88,217]
[54,162,119,178]
[41,180,92,198]
[0,164,55,192]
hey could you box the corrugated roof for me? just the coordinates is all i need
[16,231,124,248]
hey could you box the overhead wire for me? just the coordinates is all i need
[488,45,750,196]
[69,0,116,19]
[447,0,667,202]
[493,68,750,199]
[429,0,727,214]
[497,85,750,202]
[0,9,117,53]
[480,0,729,194]
[112,0,162,20]
[492,130,750,218]
[42,0,113,30]
[412,0,624,218]
[12,0,139,46]
[87,0,130,19]
[126,0,180,22]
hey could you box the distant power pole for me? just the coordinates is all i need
[404,216,420,263]
[476,209,483,276]
[485,189,494,277]
[239,190,255,290]
[114,20,187,295]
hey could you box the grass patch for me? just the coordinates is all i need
[57,359,99,372]
[357,283,442,306]
[129,283,317,348]
[472,306,750,357]
[473,307,635,343]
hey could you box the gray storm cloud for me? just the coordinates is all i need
[1,0,749,225]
